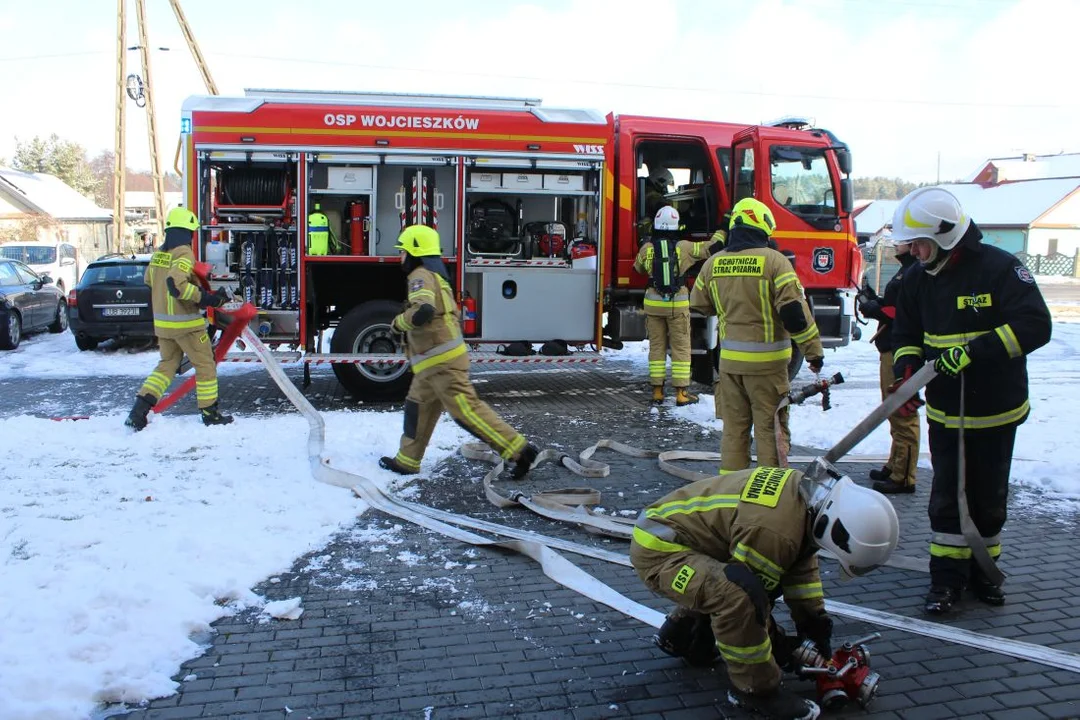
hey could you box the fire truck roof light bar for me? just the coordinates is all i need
[243,88,543,110]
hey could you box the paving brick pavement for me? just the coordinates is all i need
[3,358,1079,719]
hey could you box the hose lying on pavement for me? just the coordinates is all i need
[241,327,1080,674]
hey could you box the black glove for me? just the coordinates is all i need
[708,240,725,254]
[859,297,886,321]
[411,303,436,327]
[797,612,833,659]
[856,282,881,306]
[724,564,770,627]
[198,287,231,309]
[807,355,824,374]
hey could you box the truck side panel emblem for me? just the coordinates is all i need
[812,247,834,274]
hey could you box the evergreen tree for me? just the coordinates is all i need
[6,134,100,200]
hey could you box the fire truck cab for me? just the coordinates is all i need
[180,89,858,400]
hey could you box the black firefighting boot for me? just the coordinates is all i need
[124,393,156,431]
[868,465,891,482]
[511,443,540,480]
[378,456,419,475]
[924,585,961,614]
[727,686,821,720]
[971,582,1006,606]
[676,388,699,407]
[651,384,665,404]
[654,608,718,666]
[200,403,234,426]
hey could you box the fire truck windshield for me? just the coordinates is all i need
[769,146,839,227]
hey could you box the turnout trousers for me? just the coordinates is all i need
[645,308,692,388]
[718,367,790,472]
[878,350,921,487]
[927,422,1015,589]
[630,541,781,694]
[137,329,218,408]
[393,354,527,472]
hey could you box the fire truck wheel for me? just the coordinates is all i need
[788,343,804,381]
[690,347,718,386]
[331,300,412,401]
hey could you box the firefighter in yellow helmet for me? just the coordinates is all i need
[379,225,539,477]
[631,458,899,720]
[633,206,722,405]
[125,206,233,430]
[690,198,824,472]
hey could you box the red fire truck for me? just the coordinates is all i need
[180,89,860,400]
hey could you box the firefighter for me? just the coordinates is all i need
[631,459,899,720]
[633,206,721,405]
[643,165,675,221]
[379,225,539,478]
[690,198,824,472]
[889,187,1051,614]
[125,207,233,430]
[856,238,921,493]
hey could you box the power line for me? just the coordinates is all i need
[210,51,1080,110]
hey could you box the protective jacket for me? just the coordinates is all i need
[634,236,711,316]
[632,468,825,628]
[146,228,208,339]
[866,253,917,353]
[689,226,823,374]
[892,224,1051,429]
[393,259,466,376]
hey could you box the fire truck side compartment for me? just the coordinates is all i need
[475,267,594,341]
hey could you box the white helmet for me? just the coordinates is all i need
[800,461,899,579]
[654,206,680,232]
[649,166,674,190]
[890,187,970,250]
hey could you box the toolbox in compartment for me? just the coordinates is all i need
[542,174,585,191]
[501,173,543,190]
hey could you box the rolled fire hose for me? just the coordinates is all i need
[958,373,1007,586]
[240,336,1080,674]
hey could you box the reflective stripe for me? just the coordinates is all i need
[925,400,1029,429]
[774,271,798,290]
[456,392,520,458]
[195,379,217,402]
[930,543,972,559]
[719,346,792,363]
[631,525,689,553]
[408,289,436,302]
[733,542,782,582]
[671,361,691,380]
[789,323,820,345]
[719,339,790,353]
[759,280,774,343]
[645,493,740,519]
[996,324,1022,358]
[409,338,466,373]
[173,257,193,273]
[782,582,824,601]
[154,317,206,331]
[395,451,421,470]
[924,330,988,348]
[717,636,773,664]
[644,296,690,309]
[894,345,923,362]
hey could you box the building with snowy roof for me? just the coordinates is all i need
[0,166,112,257]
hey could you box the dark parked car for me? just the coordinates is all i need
[68,254,154,351]
[0,258,68,350]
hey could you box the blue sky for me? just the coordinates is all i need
[1,0,1078,184]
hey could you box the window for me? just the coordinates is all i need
[83,263,148,286]
[61,244,77,262]
[0,262,20,287]
[0,245,57,265]
[715,148,731,186]
[13,262,40,285]
[769,146,837,223]
[733,146,755,203]
[1047,238,1059,256]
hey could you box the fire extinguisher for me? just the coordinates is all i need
[461,292,477,336]
[344,200,367,255]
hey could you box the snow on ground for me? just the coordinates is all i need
[0,304,1077,719]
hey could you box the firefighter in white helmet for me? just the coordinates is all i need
[631,458,898,720]
[690,198,824,472]
[379,225,539,478]
[889,187,1051,614]
[633,206,722,405]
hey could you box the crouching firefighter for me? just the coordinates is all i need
[379,225,539,478]
[630,460,899,720]
[633,206,719,405]
[126,207,233,430]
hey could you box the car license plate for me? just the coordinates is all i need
[102,307,140,317]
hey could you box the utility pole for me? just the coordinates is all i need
[111,0,127,252]
[135,0,166,242]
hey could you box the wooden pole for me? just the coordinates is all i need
[112,0,127,252]
[135,0,167,242]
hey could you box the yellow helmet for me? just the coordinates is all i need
[165,207,199,232]
[395,225,442,257]
[729,198,776,237]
